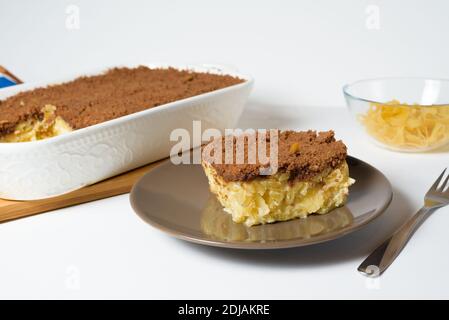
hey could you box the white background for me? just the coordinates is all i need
[2,0,449,107]
[1,0,449,299]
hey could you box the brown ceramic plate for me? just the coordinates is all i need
[130,156,392,249]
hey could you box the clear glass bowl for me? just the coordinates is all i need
[343,78,449,152]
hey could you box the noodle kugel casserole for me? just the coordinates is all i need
[202,130,355,227]
[0,66,244,142]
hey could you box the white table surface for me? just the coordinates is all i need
[0,103,448,299]
[1,0,449,300]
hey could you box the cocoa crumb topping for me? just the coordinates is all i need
[0,66,244,135]
[203,130,347,182]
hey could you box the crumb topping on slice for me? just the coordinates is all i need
[203,130,347,182]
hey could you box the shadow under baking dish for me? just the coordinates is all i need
[130,156,392,249]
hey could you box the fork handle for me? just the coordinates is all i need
[358,207,431,276]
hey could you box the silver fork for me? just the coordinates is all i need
[358,168,449,277]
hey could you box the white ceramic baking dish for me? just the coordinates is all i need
[0,63,253,200]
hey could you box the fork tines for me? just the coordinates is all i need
[430,168,448,192]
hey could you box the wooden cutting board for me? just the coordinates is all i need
[0,160,164,223]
